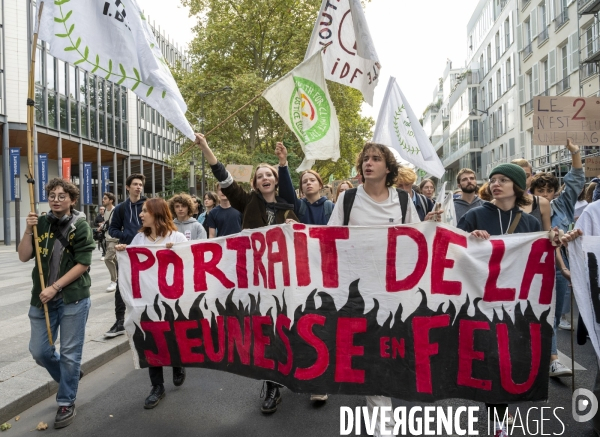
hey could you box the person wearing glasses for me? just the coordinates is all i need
[17,178,95,429]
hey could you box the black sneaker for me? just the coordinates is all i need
[105,321,125,338]
[173,367,186,387]
[54,405,76,429]
[144,384,165,409]
[261,382,281,414]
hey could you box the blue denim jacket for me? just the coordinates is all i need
[550,167,585,232]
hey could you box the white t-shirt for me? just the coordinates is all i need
[328,185,419,226]
[130,231,188,246]
[575,200,600,236]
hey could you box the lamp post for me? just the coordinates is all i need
[196,86,232,201]
[14,174,20,251]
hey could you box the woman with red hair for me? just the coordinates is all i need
[115,197,187,410]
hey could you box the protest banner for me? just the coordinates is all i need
[225,165,254,183]
[585,157,600,177]
[533,96,600,146]
[118,222,555,403]
[570,238,600,360]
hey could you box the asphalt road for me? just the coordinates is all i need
[3,322,600,437]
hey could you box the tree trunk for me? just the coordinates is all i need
[249,109,260,152]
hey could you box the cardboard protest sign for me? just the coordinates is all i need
[585,157,600,177]
[534,96,600,146]
[225,165,253,183]
[118,223,555,403]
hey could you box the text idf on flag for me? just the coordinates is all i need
[37,0,194,140]
[262,51,340,172]
[305,0,381,105]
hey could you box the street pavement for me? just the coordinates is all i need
[1,243,600,436]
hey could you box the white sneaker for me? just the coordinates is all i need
[100,256,105,261]
[310,394,328,401]
[106,281,117,292]
[558,316,572,330]
[549,359,572,377]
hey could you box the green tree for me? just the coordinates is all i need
[176,0,373,183]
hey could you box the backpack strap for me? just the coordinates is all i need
[342,188,358,226]
[298,199,308,219]
[507,212,522,234]
[324,200,334,222]
[396,189,409,224]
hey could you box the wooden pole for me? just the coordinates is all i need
[27,3,53,345]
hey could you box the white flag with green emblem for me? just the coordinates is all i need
[262,51,340,172]
[36,0,194,140]
[373,77,445,178]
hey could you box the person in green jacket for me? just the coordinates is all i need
[18,178,95,430]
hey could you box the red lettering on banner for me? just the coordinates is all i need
[252,316,275,370]
[483,240,516,302]
[191,243,235,291]
[226,236,251,289]
[293,225,311,287]
[519,239,556,304]
[174,320,204,364]
[457,320,491,390]
[380,337,390,358]
[251,233,267,288]
[392,338,405,359]
[308,227,349,288]
[413,315,450,393]
[127,247,155,299]
[227,316,251,365]
[335,317,366,383]
[201,317,225,362]
[156,249,184,300]
[141,321,171,366]
[386,227,428,292]
[431,227,467,296]
[497,323,541,394]
[294,314,329,380]
[276,314,293,376]
[266,228,290,289]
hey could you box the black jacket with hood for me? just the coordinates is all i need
[108,196,147,244]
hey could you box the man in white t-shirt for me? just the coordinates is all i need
[328,142,441,437]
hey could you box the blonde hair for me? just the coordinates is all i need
[251,163,279,191]
[511,158,532,171]
[396,166,417,186]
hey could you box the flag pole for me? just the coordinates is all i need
[27,3,53,345]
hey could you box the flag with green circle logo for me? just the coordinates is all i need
[263,51,340,172]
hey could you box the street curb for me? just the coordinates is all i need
[0,336,130,424]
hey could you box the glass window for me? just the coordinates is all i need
[48,91,57,128]
[122,122,127,149]
[115,119,121,147]
[79,70,87,103]
[35,87,45,125]
[80,105,88,138]
[35,48,43,87]
[46,53,55,90]
[151,108,155,125]
[89,75,96,107]
[59,96,67,132]
[140,102,145,120]
[57,60,66,95]
[99,112,105,142]
[121,88,127,119]
[90,108,97,140]
[107,83,113,114]
[140,129,145,147]
[114,87,120,118]
[98,80,105,110]
[69,65,76,98]
[107,115,113,146]
[70,100,78,134]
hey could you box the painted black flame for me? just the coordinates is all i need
[132,280,552,402]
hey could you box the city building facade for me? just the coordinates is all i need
[1,1,189,243]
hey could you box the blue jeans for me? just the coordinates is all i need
[552,269,569,356]
[28,297,91,406]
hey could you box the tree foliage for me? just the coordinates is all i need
[175,0,373,184]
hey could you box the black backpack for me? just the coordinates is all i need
[342,188,409,226]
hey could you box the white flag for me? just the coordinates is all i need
[263,52,340,172]
[305,0,380,105]
[373,77,445,179]
[37,0,195,140]
[435,182,457,227]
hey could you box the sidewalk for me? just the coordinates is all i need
[0,243,131,423]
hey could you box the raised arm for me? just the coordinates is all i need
[275,142,302,214]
